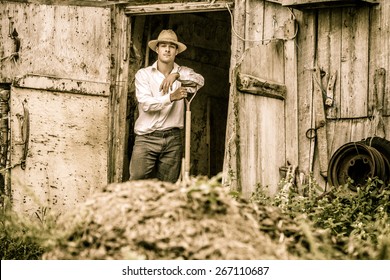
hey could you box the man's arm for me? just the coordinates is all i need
[160,66,205,95]
[135,69,171,112]
[178,66,205,92]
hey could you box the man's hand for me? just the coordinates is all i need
[160,73,180,94]
[170,87,187,102]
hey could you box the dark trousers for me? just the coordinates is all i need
[129,129,182,183]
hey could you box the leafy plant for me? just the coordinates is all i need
[252,176,390,259]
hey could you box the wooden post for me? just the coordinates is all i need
[108,6,130,183]
[373,68,386,137]
[313,65,329,178]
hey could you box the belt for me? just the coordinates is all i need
[144,128,181,137]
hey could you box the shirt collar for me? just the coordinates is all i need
[151,61,180,73]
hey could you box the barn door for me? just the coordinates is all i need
[235,41,288,197]
[6,3,114,216]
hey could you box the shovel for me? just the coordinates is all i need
[179,80,198,180]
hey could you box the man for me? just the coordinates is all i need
[129,29,204,183]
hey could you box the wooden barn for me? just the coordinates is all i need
[1,0,389,215]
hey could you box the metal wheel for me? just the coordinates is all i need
[328,141,388,190]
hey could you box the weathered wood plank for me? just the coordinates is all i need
[244,0,264,49]
[10,87,108,216]
[313,66,329,178]
[238,39,286,196]
[259,97,285,193]
[383,0,390,116]
[108,6,130,183]
[327,120,351,156]
[284,17,300,170]
[340,7,369,118]
[4,0,120,7]
[263,0,291,44]
[223,0,246,192]
[125,1,234,15]
[124,15,146,181]
[238,94,258,195]
[368,2,381,116]
[283,0,379,9]
[296,10,316,180]
[0,2,111,83]
[369,0,390,116]
[317,8,342,119]
[224,4,274,187]
[12,75,110,96]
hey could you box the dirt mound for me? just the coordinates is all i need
[43,177,293,260]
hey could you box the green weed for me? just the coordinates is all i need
[252,176,390,259]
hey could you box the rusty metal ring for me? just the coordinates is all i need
[305,128,317,139]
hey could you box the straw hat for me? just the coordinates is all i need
[148,29,187,54]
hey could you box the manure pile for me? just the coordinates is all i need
[43,177,297,260]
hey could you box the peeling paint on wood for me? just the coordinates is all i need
[237,40,286,197]
[10,87,109,216]
[2,1,112,216]
[0,2,111,83]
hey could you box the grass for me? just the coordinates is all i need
[0,198,56,260]
[1,176,390,260]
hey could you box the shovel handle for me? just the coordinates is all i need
[185,110,191,175]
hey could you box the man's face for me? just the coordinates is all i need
[156,42,178,63]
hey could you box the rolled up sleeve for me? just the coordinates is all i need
[178,66,205,93]
[135,69,172,112]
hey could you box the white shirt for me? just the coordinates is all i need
[134,61,204,135]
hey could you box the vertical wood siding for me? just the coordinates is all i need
[225,0,390,195]
[3,2,112,216]
[10,87,108,215]
[0,3,111,83]
[340,7,369,118]
[296,1,390,188]
[369,1,390,116]
[233,0,292,196]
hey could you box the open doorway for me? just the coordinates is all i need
[125,11,231,180]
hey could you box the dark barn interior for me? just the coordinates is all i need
[125,11,232,180]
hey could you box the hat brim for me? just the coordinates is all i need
[148,39,187,54]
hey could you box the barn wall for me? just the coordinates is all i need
[1,2,112,216]
[295,0,390,188]
[225,0,390,196]
[225,0,296,196]
[10,85,108,215]
[3,0,389,205]
[0,2,111,83]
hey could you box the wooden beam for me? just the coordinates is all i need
[5,0,122,7]
[108,5,130,183]
[237,73,287,100]
[284,18,299,176]
[223,0,245,193]
[267,0,283,4]
[282,0,379,10]
[125,1,234,15]
[313,65,329,178]
[12,75,110,96]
